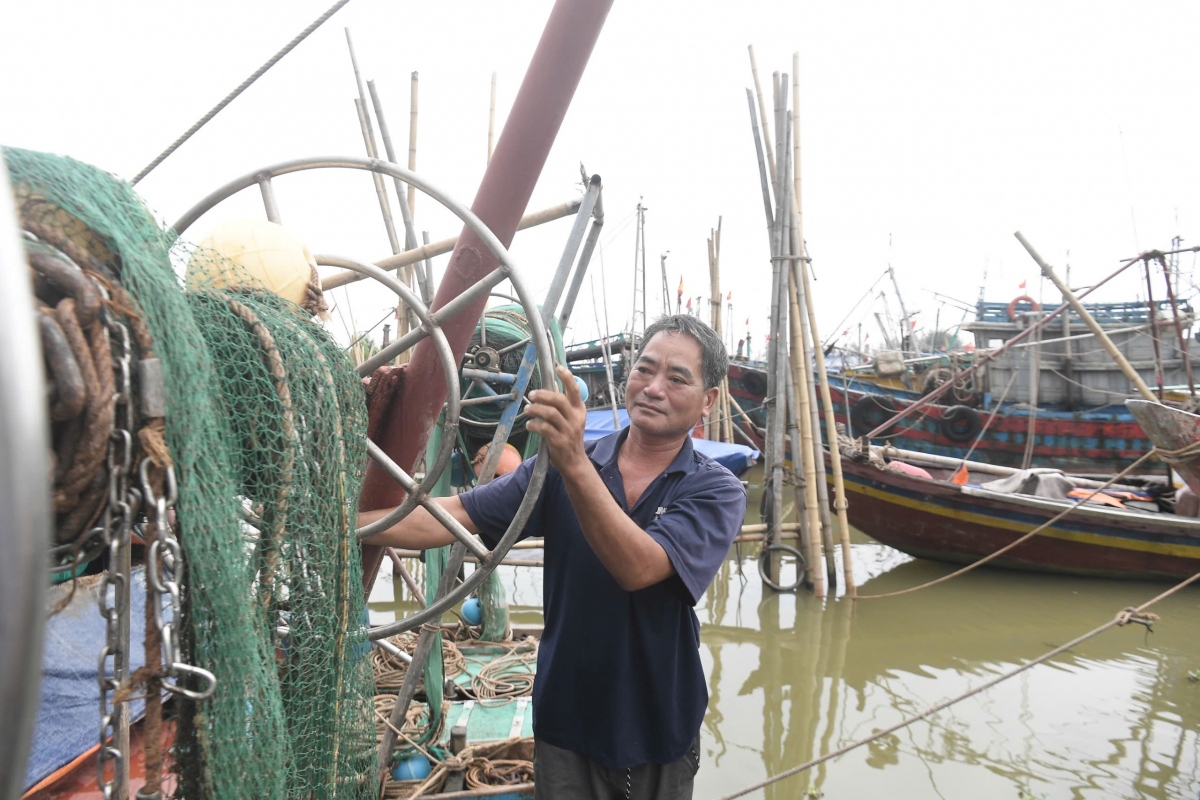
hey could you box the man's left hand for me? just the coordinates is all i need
[525,365,589,474]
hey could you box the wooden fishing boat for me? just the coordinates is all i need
[731,297,1200,475]
[830,446,1200,580]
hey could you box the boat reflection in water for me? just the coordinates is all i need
[375,523,1200,799]
[697,547,1200,799]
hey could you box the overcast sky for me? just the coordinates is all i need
[4,1,1199,353]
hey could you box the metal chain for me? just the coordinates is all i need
[141,458,216,701]
[98,311,136,800]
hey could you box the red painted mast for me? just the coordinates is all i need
[358,0,615,583]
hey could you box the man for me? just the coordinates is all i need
[362,315,747,800]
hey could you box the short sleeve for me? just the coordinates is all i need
[458,457,543,549]
[645,467,747,604]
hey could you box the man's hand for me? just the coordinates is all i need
[525,365,589,475]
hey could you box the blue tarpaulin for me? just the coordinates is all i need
[584,409,759,476]
[24,567,153,792]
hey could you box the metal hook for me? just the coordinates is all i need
[163,662,217,701]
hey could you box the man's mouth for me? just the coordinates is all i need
[635,403,666,415]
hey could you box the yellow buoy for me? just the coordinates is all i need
[187,219,322,312]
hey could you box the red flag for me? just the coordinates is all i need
[686,297,693,311]
[677,275,684,298]
[726,291,732,301]
[745,317,750,326]
[951,464,969,485]
[1019,280,1027,290]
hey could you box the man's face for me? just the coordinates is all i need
[625,331,718,440]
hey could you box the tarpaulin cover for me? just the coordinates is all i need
[24,567,152,792]
[584,409,759,476]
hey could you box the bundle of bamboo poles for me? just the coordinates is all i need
[705,218,738,445]
[746,47,855,599]
[343,30,434,362]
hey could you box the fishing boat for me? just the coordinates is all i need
[1126,399,1200,496]
[732,297,1200,474]
[829,444,1200,580]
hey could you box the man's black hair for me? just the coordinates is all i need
[638,315,728,390]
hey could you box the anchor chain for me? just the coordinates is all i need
[97,310,136,800]
[141,459,216,702]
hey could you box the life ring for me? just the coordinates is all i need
[1006,295,1041,320]
[849,394,898,438]
[940,405,983,443]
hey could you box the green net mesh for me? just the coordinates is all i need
[6,147,376,799]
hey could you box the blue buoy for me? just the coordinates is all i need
[461,597,482,625]
[391,754,432,781]
[573,375,589,403]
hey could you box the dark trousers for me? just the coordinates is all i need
[534,737,700,800]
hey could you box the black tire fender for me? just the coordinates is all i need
[940,405,983,443]
[849,394,898,438]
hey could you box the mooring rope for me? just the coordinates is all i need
[856,448,1160,600]
[717,568,1200,800]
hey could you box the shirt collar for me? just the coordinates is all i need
[589,427,697,476]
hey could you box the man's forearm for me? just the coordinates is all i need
[558,462,674,591]
[358,496,473,551]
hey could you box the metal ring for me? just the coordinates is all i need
[758,543,807,593]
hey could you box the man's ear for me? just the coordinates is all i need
[701,386,720,418]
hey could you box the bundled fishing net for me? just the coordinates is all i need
[7,147,376,799]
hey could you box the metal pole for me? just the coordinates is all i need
[0,156,50,800]
[488,72,497,164]
[358,0,615,588]
[557,178,604,329]
[546,176,602,326]
[322,198,583,290]
[591,277,621,428]
[258,176,282,223]
[1159,255,1195,395]
[408,71,419,215]
[1144,261,1166,400]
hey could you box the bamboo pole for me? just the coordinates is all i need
[707,220,723,441]
[488,72,497,164]
[790,53,854,594]
[1014,232,1156,402]
[796,254,856,595]
[777,80,824,596]
[760,73,788,589]
[787,241,823,593]
[748,45,776,184]
[408,71,419,215]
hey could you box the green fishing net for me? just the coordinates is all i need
[6,147,376,799]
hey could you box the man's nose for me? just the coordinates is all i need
[643,374,668,397]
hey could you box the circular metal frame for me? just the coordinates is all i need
[315,254,461,538]
[175,156,557,637]
[758,543,806,593]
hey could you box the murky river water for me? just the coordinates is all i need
[370,465,1200,799]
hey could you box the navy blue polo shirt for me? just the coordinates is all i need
[459,429,747,769]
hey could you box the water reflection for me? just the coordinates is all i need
[698,553,1200,799]
[367,474,1200,799]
